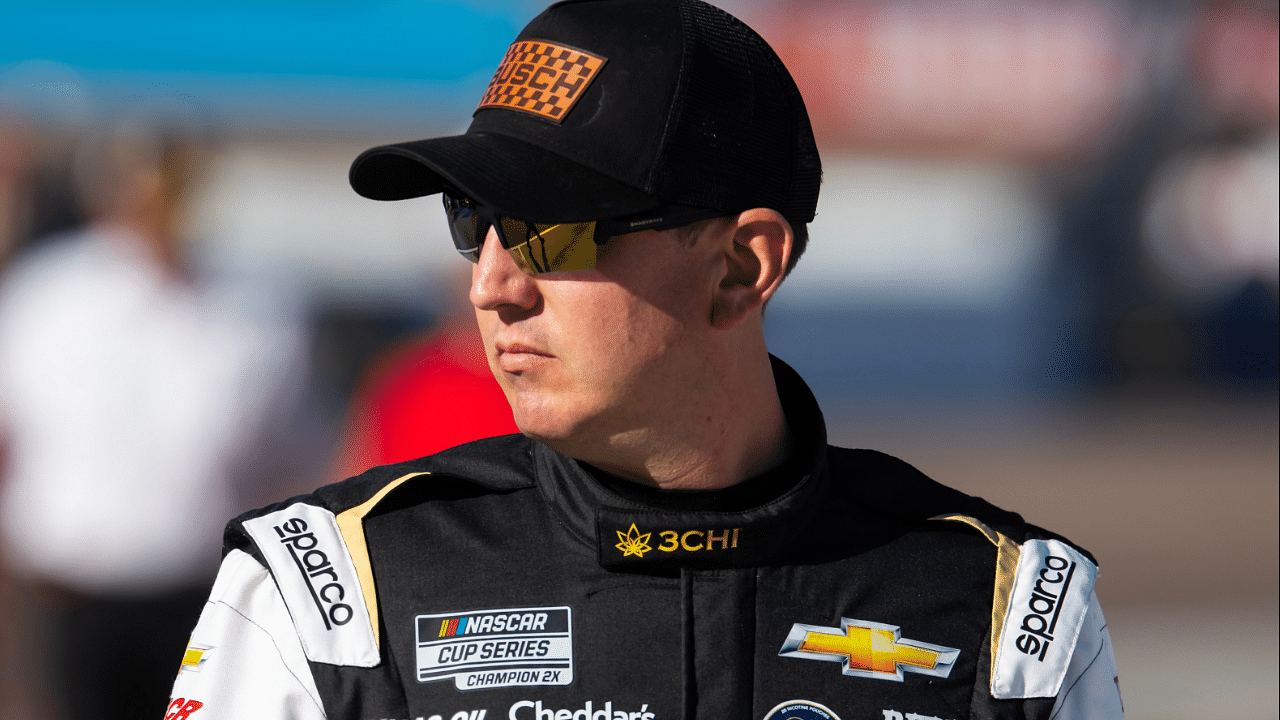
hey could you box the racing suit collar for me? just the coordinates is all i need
[534,354,831,571]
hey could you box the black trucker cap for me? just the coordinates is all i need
[348,0,821,225]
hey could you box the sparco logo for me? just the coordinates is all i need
[274,517,353,629]
[1014,554,1077,661]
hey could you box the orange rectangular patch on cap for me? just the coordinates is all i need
[477,40,607,123]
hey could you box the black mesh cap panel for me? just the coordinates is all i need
[654,0,821,223]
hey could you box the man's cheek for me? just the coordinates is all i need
[473,313,500,354]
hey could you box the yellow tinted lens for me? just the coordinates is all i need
[503,220,599,274]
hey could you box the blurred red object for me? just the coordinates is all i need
[1191,2,1279,126]
[336,319,517,477]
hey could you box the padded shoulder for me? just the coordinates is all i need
[227,500,381,668]
[825,447,1028,534]
[825,445,1104,709]
[315,433,539,516]
[219,434,540,669]
[1021,522,1097,566]
[826,448,1099,565]
[224,434,535,554]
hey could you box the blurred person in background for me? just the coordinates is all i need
[0,114,84,273]
[1128,2,1279,388]
[1,104,92,720]
[1052,0,1278,391]
[0,118,308,719]
[0,115,35,270]
[334,264,517,479]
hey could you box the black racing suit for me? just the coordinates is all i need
[165,358,1123,720]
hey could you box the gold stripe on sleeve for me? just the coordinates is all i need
[930,513,1022,684]
[335,472,430,648]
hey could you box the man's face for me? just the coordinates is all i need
[470,222,720,459]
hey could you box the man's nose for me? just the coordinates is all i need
[470,227,540,312]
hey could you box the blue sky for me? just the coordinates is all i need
[2,1,529,80]
[0,1,539,130]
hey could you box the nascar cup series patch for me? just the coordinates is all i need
[416,606,573,690]
[991,538,1097,699]
[242,503,379,667]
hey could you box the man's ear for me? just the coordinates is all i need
[710,208,792,330]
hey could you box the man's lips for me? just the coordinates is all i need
[494,341,554,371]
[495,341,553,357]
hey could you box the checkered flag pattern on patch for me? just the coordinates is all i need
[477,40,607,123]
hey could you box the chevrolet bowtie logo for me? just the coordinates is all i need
[778,618,960,681]
[179,642,211,673]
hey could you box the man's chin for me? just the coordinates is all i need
[509,409,581,447]
[510,410,601,459]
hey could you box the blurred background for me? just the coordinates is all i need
[0,1,1274,718]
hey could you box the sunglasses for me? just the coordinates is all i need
[443,191,727,275]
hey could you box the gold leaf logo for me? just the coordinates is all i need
[614,523,652,558]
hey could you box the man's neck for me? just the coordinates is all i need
[566,350,791,491]
[581,445,804,511]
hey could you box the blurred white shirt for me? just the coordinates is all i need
[0,225,305,596]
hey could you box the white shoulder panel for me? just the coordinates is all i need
[243,503,380,667]
[1048,592,1125,719]
[991,538,1099,699]
[168,549,326,719]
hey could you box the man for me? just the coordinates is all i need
[167,1,1124,719]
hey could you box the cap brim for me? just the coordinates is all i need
[348,132,661,224]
